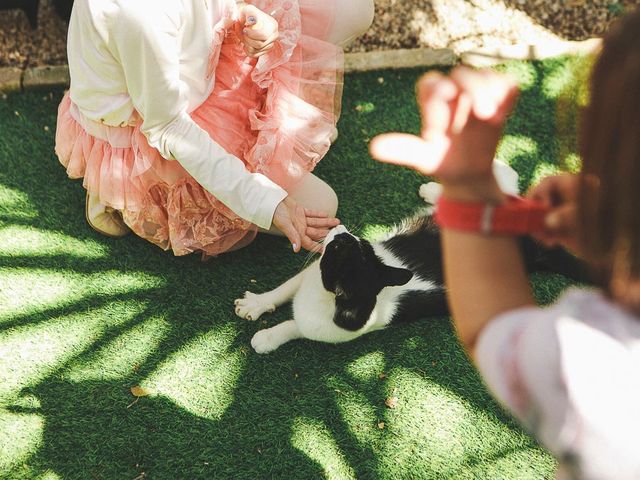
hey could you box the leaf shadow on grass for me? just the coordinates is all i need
[4,318,550,480]
[0,62,577,479]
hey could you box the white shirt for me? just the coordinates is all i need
[476,288,640,479]
[67,0,287,229]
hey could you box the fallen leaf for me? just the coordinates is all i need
[378,372,387,380]
[377,422,385,429]
[385,396,398,409]
[130,386,152,397]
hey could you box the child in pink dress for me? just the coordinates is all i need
[371,10,640,480]
[55,0,374,257]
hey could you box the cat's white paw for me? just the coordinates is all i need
[234,291,275,321]
[251,329,281,354]
[419,182,443,204]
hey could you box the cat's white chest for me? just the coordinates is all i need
[291,262,337,337]
[291,261,389,343]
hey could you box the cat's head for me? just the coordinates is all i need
[319,225,413,331]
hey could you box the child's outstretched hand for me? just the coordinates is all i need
[236,3,279,58]
[370,67,519,199]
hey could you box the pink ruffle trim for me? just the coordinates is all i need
[55,0,343,258]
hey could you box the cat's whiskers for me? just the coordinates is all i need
[299,248,320,272]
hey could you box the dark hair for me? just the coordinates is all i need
[579,9,640,307]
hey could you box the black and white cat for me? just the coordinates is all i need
[235,212,586,353]
[234,164,587,354]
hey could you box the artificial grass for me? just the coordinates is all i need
[0,57,581,479]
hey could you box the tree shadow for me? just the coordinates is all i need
[0,64,571,479]
[4,315,550,479]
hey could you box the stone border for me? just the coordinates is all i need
[0,38,602,93]
[22,65,70,90]
[345,48,456,72]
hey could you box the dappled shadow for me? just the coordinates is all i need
[2,317,550,479]
[0,63,572,478]
[10,378,326,479]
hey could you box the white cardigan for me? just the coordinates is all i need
[67,0,287,229]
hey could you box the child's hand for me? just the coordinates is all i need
[236,3,279,58]
[272,197,340,253]
[370,67,519,200]
[526,173,584,255]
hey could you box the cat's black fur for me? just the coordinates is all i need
[321,214,588,333]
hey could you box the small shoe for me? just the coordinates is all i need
[329,128,339,144]
[85,192,131,238]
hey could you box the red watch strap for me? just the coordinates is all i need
[434,195,549,235]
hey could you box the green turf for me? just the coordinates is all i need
[0,57,582,479]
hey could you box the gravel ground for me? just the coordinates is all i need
[1,0,639,68]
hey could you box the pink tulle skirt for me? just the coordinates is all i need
[55,0,343,257]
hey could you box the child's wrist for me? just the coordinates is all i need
[440,177,506,203]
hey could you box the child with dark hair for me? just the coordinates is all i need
[371,10,640,479]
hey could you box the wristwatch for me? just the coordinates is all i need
[434,194,549,236]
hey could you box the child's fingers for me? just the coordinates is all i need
[306,217,340,229]
[243,25,278,42]
[278,218,302,252]
[244,43,275,58]
[527,177,558,207]
[449,92,473,135]
[240,5,278,39]
[369,133,446,176]
[450,67,518,123]
[240,4,260,25]
[306,227,330,241]
[527,174,579,208]
[491,82,519,125]
[416,72,459,138]
[544,204,578,236]
[242,33,278,50]
[304,209,328,219]
[301,236,323,253]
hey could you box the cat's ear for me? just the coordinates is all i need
[382,266,413,287]
[334,284,350,300]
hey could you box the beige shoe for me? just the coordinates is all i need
[85,192,131,238]
[329,128,339,144]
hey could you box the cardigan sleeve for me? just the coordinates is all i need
[110,2,287,229]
